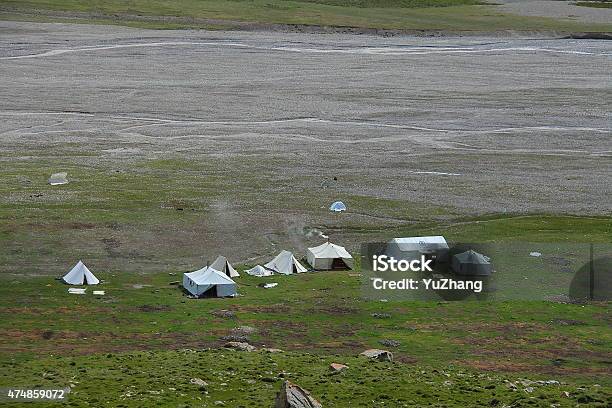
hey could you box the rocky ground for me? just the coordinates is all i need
[0,21,610,267]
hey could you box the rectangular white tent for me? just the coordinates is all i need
[183,266,237,297]
[306,242,353,270]
[386,236,450,263]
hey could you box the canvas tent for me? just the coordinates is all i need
[183,266,237,297]
[452,250,492,276]
[386,236,450,264]
[306,241,353,270]
[264,250,307,275]
[329,201,347,212]
[210,255,239,278]
[62,261,100,285]
[245,265,274,277]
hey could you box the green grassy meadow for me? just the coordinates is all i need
[2,348,610,407]
[2,0,612,32]
[0,213,611,406]
[575,1,612,9]
[1,158,610,405]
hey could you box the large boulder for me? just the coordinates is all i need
[359,349,393,362]
[275,380,322,408]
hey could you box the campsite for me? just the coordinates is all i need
[1,217,610,406]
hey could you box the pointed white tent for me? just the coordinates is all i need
[210,255,239,278]
[245,265,274,277]
[306,241,353,270]
[329,201,347,212]
[183,266,237,297]
[264,250,307,275]
[62,261,100,285]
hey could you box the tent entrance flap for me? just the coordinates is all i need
[331,258,349,270]
[200,285,218,298]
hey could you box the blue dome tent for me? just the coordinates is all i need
[329,201,347,212]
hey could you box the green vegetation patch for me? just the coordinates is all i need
[1,349,610,407]
[575,1,612,9]
[1,0,612,32]
[290,0,486,7]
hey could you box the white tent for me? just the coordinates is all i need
[329,201,347,212]
[386,236,450,263]
[210,255,239,278]
[390,236,448,250]
[264,250,307,275]
[183,266,237,297]
[306,241,353,270]
[245,265,274,277]
[62,261,100,285]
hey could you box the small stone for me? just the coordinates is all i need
[212,310,235,319]
[190,378,208,389]
[220,334,249,343]
[329,363,348,373]
[378,339,401,348]
[359,349,393,362]
[232,326,257,335]
[48,172,68,185]
[224,341,256,352]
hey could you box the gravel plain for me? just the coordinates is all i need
[0,21,610,265]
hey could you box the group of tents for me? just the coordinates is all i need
[183,241,354,297]
[60,236,492,298]
[61,241,355,299]
[246,242,353,277]
[385,236,493,276]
